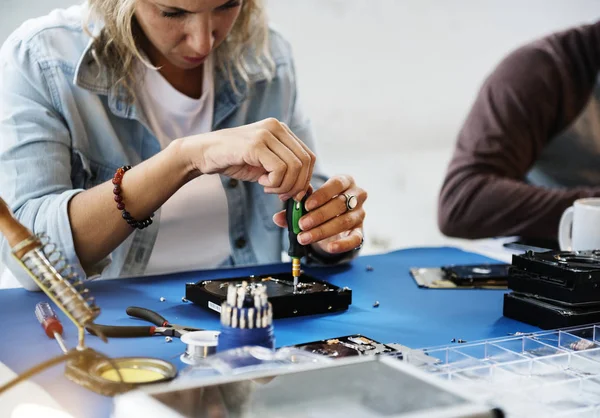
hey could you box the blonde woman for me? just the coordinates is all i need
[0,0,367,290]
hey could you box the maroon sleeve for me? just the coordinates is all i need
[438,22,600,240]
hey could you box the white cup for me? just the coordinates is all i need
[558,198,600,251]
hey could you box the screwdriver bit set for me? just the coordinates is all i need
[220,282,272,329]
[217,282,275,352]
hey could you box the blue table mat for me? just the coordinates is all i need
[0,246,538,417]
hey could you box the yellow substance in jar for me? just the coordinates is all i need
[100,367,165,383]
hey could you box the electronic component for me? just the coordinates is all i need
[185,273,352,319]
[507,250,600,303]
[504,250,600,328]
[503,292,600,329]
[291,334,399,358]
[410,264,509,289]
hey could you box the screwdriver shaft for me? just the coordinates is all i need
[292,258,301,291]
[53,332,68,353]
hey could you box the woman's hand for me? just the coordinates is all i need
[273,175,367,254]
[180,118,315,200]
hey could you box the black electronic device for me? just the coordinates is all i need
[443,264,510,286]
[508,250,600,303]
[409,263,509,289]
[503,292,600,329]
[185,273,352,319]
[504,250,600,328]
[511,250,600,286]
[507,267,600,304]
[291,334,399,359]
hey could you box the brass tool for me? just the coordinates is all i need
[0,198,101,349]
[0,197,176,396]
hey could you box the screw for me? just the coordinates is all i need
[366,265,374,272]
[181,297,189,303]
[159,297,166,302]
[570,340,595,351]
[451,338,456,343]
[328,306,332,310]
[293,310,298,314]
[373,301,380,308]
[165,336,172,343]
[457,339,467,344]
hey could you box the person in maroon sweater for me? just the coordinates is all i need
[438,20,600,242]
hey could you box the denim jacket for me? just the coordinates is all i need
[0,5,343,290]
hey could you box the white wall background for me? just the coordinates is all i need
[0,1,598,267]
[265,0,599,253]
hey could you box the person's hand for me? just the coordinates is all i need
[181,118,315,200]
[273,175,367,254]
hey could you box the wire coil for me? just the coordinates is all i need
[180,331,220,365]
[18,233,100,329]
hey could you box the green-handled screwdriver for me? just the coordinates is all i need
[286,195,308,291]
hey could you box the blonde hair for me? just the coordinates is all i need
[86,0,275,100]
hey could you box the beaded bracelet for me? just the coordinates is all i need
[112,165,154,230]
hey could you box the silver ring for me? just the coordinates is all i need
[343,193,358,212]
[355,236,364,251]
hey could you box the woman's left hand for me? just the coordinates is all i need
[273,175,367,254]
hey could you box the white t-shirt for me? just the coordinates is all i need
[137,57,230,275]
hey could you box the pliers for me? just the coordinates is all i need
[87,306,202,338]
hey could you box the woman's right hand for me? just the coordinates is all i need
[180,118,316,200]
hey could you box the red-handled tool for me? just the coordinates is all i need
[35,301,68,353]
[87,306,202,338]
